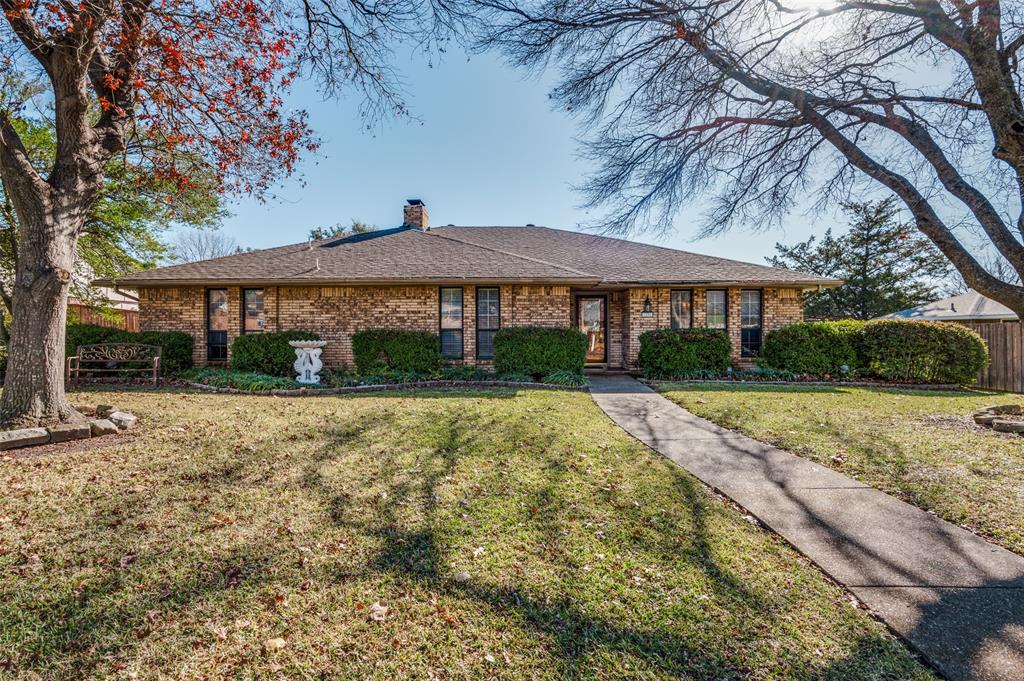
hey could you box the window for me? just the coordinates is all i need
[439,287,464,359]
[740,290,763,358]
[706,290,727,329]
[243,288,265,332]
[476,287,500,359]
[206,289,229,361]
[670,289,692,329]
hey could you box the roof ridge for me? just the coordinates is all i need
[423,229,598,278]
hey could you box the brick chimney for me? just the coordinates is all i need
[403,199,429,231]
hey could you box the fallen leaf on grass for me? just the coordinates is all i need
[472,546,485,558]
[209,514,235,528]
[263,638,287,652]
[369,602,388,622]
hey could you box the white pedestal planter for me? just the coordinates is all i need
[289,340,328,384]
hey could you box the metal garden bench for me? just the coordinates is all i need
[66,343,161,386]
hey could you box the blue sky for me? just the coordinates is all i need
[219,48,844,264]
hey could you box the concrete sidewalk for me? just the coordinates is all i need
[589,374,1024,681]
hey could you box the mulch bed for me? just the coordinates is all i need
[180,379,588,396]
[641,378,965,391]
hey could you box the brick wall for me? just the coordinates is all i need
[622,287,671,367]
[765,287,804,328]
[138,287,206,365]
[608,291,626,368]
[139,283,805,370]
[275,286,438,367]
[507,285,571,326]
[138,283,573,369]
[620,286,806,368]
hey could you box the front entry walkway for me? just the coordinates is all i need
[589,375,1024,681]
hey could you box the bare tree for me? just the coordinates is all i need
[168,229,243,264]
[472,0,1024,318]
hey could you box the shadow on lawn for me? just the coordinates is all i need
[1,399,926,678]
[670,417,1024,680]
[613,376,1024,678]
[302,410,920,679]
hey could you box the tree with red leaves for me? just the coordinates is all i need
[0,0,457,425]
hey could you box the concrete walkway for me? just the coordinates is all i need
[589,374,1024,681]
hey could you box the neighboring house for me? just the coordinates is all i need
[880,290,1018,323]
[68,286,140,332]
[95,200,840,370]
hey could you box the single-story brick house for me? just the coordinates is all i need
[97,200,840,370]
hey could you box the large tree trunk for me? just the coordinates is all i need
[0,210,83,427]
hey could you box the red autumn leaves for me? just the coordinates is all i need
[8,0,318,196]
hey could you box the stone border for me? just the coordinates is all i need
[972,404,1024,434]
[182,379,588,396]
[641,378,964,391]
[0,406,137,451]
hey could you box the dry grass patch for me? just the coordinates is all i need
[0,388,931,679]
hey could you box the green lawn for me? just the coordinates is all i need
[658,383,1024,556]
[0,388,930,679]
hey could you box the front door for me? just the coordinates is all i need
[578,296,607,364]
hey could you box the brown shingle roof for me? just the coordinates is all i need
[98,225,840,287]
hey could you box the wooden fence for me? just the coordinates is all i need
[68,303,140,333]
[962,321,1023,393]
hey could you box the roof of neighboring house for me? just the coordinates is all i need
[69,286,139,311]
[96,225,841,288]
[880,290,1018,322]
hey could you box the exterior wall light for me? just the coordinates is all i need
[641,296,654,318]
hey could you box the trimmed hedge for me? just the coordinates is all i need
[231,330,320,376]
[351,329,442,375]
[860,319,988,384]
[758,321,864,377]
[492,326,587,379]
[65,323,120,353]
[759,319,988,384]
[65,323,195,375]
[637,328,731,378]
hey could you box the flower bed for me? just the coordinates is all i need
[183,379,587,396]
[640,377,964,391]
[638,365,964,390]
[179,367,588,395]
